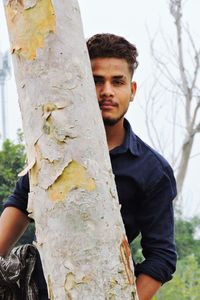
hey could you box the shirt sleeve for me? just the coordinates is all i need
[3,173,30,215]
[135,164,177,284]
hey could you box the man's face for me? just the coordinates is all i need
[91,57,136,126]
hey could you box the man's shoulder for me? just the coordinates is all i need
[125,120,172,170]
[135,134,171,170]
[130,131,176,190]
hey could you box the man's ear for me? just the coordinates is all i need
[130,81,137,102]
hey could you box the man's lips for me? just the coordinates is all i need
[99,101,117,110]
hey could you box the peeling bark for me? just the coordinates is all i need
[5,0,56,60]
[4,0,138,299]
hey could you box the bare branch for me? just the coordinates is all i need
[170,0,194,131]
[190,152,200,160]
[191,98,200,129]
[150,40,180,88]
[193,122,200,134]
[185,26,200,91]
[144,82,165,152]
[171,98,178,166]
[144,0,200,198]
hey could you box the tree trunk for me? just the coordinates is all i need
[176,133,195,196]
[4,1,138,299]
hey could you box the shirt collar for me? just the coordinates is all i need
[110,119,140,156]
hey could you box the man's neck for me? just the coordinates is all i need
[105,119,126,151]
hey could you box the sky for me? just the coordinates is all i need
[0,0,199,217]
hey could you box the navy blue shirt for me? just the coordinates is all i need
[4,119,177,284]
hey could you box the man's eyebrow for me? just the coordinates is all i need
[112,75,126,80]
[93,75,127,79]
[93,75,104,79]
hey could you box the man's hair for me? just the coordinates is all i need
[87,33,139,76]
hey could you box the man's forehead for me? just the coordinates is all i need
[91,57,128,66]
[91,57,130,75]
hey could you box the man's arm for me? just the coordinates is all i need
[134,163,177,299]
[136,274,161,300]
[0,207,29,257]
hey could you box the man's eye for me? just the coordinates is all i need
[113,80,124,85]
[94,79,103,85]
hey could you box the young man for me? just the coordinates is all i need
[0,34,177,300]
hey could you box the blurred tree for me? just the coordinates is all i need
[0,132,35,245]
[175,217,200,263]
[155,254,200,299]
[0,130,25,212]
[145,0,200,205]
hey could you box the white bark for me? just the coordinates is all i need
[4,0,138,299]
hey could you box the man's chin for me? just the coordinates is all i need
[103,118,121,126]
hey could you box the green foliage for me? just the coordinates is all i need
[131,218,200,299]
[0,132,35,244]
[0,130,26,210]
[155,255,200,299]
[130,234,144,264]
[175,217,200,264]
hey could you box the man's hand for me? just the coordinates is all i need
[0,207,29,257]
[136,274,161,300]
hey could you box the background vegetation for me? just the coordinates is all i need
[131,217,200,299]
[0,132,35,246]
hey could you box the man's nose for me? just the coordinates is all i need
[100,82,114,97]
